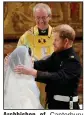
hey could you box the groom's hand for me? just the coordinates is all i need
[14,65,37,77]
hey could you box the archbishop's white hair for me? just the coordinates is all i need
[33,3,52,16]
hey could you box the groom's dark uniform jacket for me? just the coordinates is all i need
[34,47,81,109]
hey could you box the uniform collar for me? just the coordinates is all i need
[57,47,74,58]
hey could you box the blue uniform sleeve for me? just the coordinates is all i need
[36,58,81,84]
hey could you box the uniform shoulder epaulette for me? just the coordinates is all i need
[69,55,75,59]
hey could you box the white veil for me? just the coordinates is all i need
[4,46,43,109]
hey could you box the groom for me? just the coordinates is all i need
[14,24,82,109]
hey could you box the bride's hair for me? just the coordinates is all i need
[28,47,32,56]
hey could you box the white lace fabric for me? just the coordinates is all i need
[4,46,43,109]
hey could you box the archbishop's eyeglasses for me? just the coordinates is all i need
[35,15,49,21]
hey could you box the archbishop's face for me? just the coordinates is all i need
[34,8,51,30]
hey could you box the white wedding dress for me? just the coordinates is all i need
[4,46,43,109]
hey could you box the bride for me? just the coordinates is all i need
[4,45,43,109]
